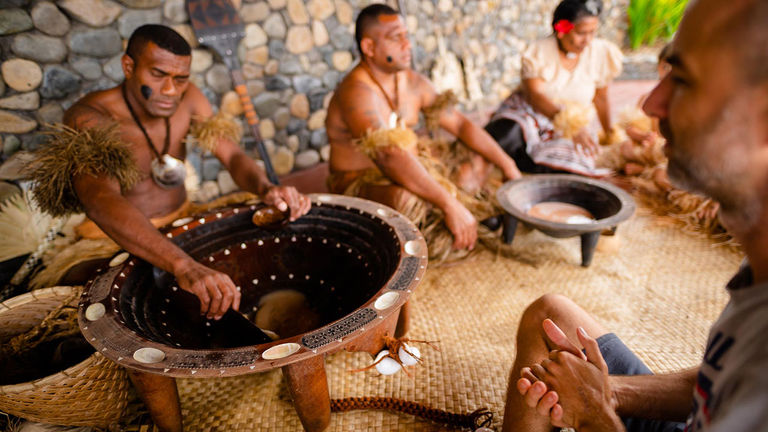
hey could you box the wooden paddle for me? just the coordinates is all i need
[186,0,280,185]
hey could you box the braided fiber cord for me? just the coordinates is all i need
[330,397,493,429]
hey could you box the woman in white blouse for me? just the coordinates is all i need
[486,0,623,177]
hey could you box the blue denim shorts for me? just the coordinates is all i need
[596,333,686,432]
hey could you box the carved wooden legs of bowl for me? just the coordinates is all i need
[503,214,602,267]
[282,302,407,432]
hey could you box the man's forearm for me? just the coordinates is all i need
[611,367,698,421]
[457,120,518,175]
[227,152,273,195]
[377,149,457,211]
[524,89,560,119]
[84,193,194,275]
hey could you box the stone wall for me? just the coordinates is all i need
[0,0,629,189]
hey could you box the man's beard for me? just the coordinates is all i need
[661,107,763,229]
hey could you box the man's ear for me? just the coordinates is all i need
[122,54,135,79]
[360,37,375,59]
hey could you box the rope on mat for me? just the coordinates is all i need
[330,397,493,430]
[0,288,81,357]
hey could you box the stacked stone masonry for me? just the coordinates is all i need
[0,0,633,186]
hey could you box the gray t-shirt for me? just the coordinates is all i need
[686,263,768,431]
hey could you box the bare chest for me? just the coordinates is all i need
[118,112,193,171]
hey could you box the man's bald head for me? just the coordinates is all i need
[683,0,768,84]
[355,3,400,54]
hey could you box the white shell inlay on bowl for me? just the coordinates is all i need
[404,240,424,256]
[172,217,194,227]
[315,194,333,203]
[109,252,129,267]
[85,303,106,321]
[133,347,166,364]
[374,291,400,310]
[376,208,391,218]
[262,343,301,360]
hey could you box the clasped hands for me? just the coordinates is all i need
[175,185,311,320]
[517,319,621,430]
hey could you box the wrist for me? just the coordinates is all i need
[436,194,460,214]
[170,255,196,275]
[577,402,623,431]
[257,181,276,196]
[608,375,625,416]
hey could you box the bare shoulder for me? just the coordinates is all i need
[333,67,379,104]
[406,69,433,89]
[64,87,120,129]
[405,70,438,105]
[182,83,213,118]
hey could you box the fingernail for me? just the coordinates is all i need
[578,327,589,338]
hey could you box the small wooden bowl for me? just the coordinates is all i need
[497,174,635,266]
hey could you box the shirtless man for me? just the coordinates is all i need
[503,0,768,431]
[60,25,310,431]
[326,4,521,253]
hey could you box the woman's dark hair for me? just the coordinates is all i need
[552,0,603,30]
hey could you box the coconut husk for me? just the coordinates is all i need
[422,90,458,134]
[356,127,419,159]
[189,112,243,153]
[552,101,594,139]
[27,124,142,218]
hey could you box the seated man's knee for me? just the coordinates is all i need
[518,293,577,331]
[362,184,418,213]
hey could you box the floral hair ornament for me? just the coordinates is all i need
[554,19,575,35]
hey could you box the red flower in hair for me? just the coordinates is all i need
[554,19,575,35]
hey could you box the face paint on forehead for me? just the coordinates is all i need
[378,14,400,24]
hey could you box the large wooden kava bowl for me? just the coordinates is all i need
[77,194,427,431]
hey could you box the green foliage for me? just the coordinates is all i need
[627,0,689,49]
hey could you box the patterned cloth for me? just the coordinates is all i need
[490,93,611,177]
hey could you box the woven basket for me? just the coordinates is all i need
[0,286,136,428]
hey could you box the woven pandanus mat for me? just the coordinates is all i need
[174,211,742,431]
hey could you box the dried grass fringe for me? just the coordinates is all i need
[552,101,595,139]
[28,124,142,217]
[189,112,243,153]
[0,191,54,262]
[356,127,419,159]
[631,178,734,247]
[345,133,500,263]
[423,90,458,134]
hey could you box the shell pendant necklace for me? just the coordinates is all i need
[362,61,400,129]
[121,84,186,189]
